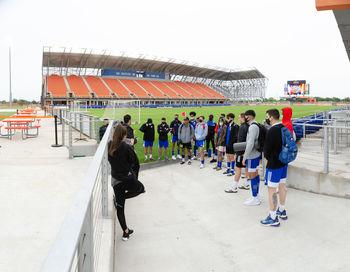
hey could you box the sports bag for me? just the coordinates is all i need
[279,126,298,164]
[251,122,267,153]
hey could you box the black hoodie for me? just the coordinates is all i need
[139,122,155,142]
[157,122,170,141]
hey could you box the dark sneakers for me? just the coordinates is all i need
[122,229,134,241]
[210,158,217,163]
[276,209,288,220]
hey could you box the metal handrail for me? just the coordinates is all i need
[292,123,350,129]
[41,121,113,272]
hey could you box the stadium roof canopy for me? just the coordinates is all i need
[42,47,266,81]
[316,1,350,62]
[333,9,350,62]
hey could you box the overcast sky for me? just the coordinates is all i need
[0,0,349,101]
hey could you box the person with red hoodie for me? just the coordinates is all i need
[274,107,294,220]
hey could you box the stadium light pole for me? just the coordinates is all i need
[9,46,12,108]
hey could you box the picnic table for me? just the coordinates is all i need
[1,118,41,139]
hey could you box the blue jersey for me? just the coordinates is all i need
[190,119,197,130]
[226,124,232,146]
[170,119,182,136]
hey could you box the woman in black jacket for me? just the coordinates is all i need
[108,124,145,241]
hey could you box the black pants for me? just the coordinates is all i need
[113,175,145,232]
[206,136,215,151]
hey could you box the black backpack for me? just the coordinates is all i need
[251,122,267,153]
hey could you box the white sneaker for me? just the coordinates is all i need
[191,155,197,160]
[177,154,182,159]
[244,197,261,206]
[172,155,176,160]
[200,164,205,169]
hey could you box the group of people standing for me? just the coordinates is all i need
[106,107,296,242]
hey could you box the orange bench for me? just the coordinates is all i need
[5,126,29,139]
[26,124,41,138]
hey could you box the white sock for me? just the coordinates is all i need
[279,205,285,212]
[145,155,148,159]
[244,179,249,187]
[232,181,238,190]
[150,154,152,159]
[214,155,217,159]
[269,210,277,220]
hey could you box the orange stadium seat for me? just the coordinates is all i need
[84,76,112,98]
[119,79,151,98]
[196,83,226,99]
[150,81,182,99]
[102,78,133,98]
[103,78,134,98]
[135,80,167,99]
[186,82,215,99]
[164,82,193,99]
[175,81,205,99]
[46,75,68,97]
[66,75,91,97]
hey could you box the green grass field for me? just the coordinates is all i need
[89,105,339,162]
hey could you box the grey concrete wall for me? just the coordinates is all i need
[287,164,350,199]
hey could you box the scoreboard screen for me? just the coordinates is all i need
[284,80,310,96]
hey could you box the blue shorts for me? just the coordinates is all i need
[143,141,154,147]
[159,140,169,148]
[246,156,260,173]
[171,135,178,143]
[265,165,288,188]
[195,139,205,148]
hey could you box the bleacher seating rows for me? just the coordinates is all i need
[135,80,167,99]
[46,75,227,100]
[103,78,132,98]
[119,79,150,99]
[150,81,182,99]
[175,81,205,98]
[164,82,193,99]
[85,76,112,98]
[66,75,91,97]
[186,82,215,98]
[47,75,68,97]
[293,113,326,139]
[197,83,226,99]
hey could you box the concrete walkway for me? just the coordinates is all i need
[0,115,93,271]
[115,160,350,272]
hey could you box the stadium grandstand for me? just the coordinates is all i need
[41,47,267,106]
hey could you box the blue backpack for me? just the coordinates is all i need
[279,126,298,164]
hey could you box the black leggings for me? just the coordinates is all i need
[113,176,145,232]
[206,137,215,151]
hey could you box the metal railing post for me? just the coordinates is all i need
[68,121,73,160]
[89,116,93,139]
[58,109,62,125]
[333,120,337,154]
[101,147,109,218]
[79,200,94,272]
[303,124,306,138]
[96,117,100,144]
[62,120,65,146]
[323,126,329,174]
